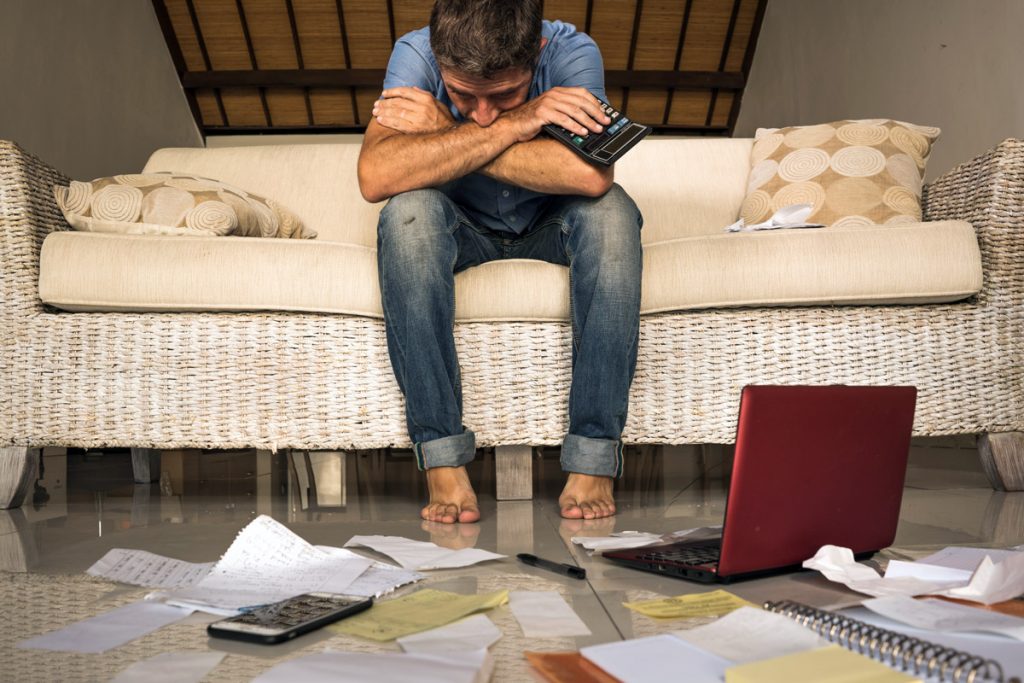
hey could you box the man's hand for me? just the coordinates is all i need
[372,87,456,134]
[500,87,611,143]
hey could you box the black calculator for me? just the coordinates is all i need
[543,99,651,166]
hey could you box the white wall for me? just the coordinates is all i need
[0,0,202,179]
[735,0,1024,180]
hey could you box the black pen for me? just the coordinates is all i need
[517,553,587,580]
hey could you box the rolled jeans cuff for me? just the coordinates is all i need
[413,430,476,471]
[560,434,625,478]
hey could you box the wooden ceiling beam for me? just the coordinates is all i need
[181,68,745,91]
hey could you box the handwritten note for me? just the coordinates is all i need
[160,515,372,610]
[87,549,213,589]
[330,588,508,641]
[623,589,755,619]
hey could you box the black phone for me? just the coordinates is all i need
[206,592,372,644]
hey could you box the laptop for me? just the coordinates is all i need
[603,385,917,583]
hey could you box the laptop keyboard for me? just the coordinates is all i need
[636,542,721,567]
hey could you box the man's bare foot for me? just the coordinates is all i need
[559,472,616,519]
[422,466,480,524]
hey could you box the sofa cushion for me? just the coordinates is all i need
[39,220,982,320]
[743,120,941,229]
[143,138,756,247]
[53,172,314,239]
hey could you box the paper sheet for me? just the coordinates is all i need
[253,649,489,683]
[344,535,504,570]
[87,549,214,589]
[509,591,591,637]
[623,589,755,620]
[158,515,373,611]
[918,546,1022,571]
[724,204,825,233]
[581,634,731,683]
[330,588,509,641]
[571,526,723,554]
[672,606,825,663]
[863,596,1024,641]
[110,651,226,683]
[316,546,424,598]
[397,614,502,654]
[17,600,194,653]
[805,544,1024,604]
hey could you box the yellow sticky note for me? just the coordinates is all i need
[622,589,755,619]
[725,645,920,683]
[329,588,509,641]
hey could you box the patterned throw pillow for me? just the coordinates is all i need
[742,119,941,228]
[53,173,315,239]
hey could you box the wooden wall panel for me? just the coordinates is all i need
[342,0,394,68]
[196,90,225,126]
[158,0,765,133]
[667,90,712,127]
[725,0,758,72]
[587,0,636,71]
[165,0,207,71]
[392,0,432,40]
[311,89,356,125]
[543,0,589,28]
[241,0,300,68]
[292,0,349,68]
[678,0,731,71]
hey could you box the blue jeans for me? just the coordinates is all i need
[377,185,642,478]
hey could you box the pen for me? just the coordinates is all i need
[517,553,587,580]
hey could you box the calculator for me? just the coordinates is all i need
[543,99,651,166]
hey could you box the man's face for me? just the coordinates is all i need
[440,66,533,127]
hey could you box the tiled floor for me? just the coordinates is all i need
[2,438,1021,670]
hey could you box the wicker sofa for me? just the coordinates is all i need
[1,137,1022,509]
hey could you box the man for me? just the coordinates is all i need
[358,0,642,524]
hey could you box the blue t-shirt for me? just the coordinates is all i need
[381,20,607,235]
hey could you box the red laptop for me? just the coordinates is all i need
[603,385,918,583]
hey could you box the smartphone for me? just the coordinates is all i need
[206,592,373,644]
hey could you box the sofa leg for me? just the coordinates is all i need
[131,447,161,484]
[495,445,533,500]
[978,432,1024,491]
[0,447,39,510]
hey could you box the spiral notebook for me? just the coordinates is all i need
[763,600,1021,683]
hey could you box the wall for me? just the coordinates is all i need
[735,0,1024,180]
[0,0,201,180]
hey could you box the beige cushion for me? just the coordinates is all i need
[39,220,982,320]
[143,139,757,246]
[743,120,941,229]
[53,173,313,239]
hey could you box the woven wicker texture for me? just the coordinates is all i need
[1,570,576,683]
[1,139,1021,450]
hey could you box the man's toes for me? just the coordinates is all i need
[458,504,480,524]
[560,500,584,519]
[580,502,597,519]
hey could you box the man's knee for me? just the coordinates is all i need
[569,184,643,257]
[377,189,455,268]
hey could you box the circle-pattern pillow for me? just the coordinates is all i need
[742,119,941,228]
[53,172,315,239]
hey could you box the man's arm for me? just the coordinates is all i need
[358,86,611,203]
[358,116,518,204]
[478,137,613,197]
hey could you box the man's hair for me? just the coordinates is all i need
[429,0,543,79]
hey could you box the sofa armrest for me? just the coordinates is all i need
[0,140,70,317]
[924,138,1023,307]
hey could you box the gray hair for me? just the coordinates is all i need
[429,0,543,79]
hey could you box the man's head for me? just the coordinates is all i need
[429,0,544,126]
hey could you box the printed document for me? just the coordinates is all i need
[623,589,755,620]
[87,548,213,589]
[345,535,504,570]
[330,588,508,641]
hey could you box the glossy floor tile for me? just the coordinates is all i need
[2,438,1022,671]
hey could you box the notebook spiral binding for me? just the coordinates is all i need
[763,600,1015,683]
